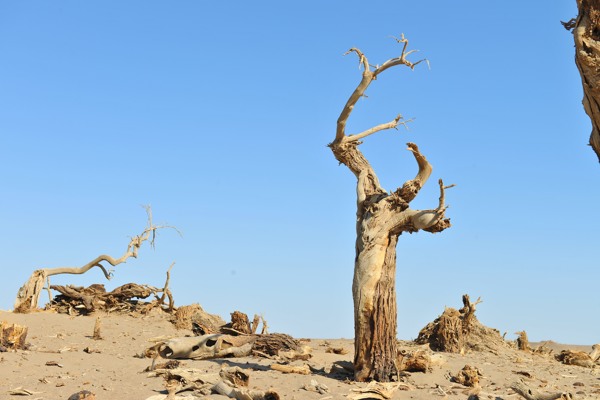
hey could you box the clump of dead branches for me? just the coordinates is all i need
[415,294,509,354]
[46,262,176,315]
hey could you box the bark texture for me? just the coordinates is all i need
[329,36,452,381]
[565,0,600,161]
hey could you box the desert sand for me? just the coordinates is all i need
[1,309,598,400]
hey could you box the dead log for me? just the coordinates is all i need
[155,334,256,360]
[252,333,300,356]
[269,363,310,375]
[0,321,28,350]
[510,380,575,400]
[450,365,481,387]
[555,349,596,368]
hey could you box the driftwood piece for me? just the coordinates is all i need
[270,363,311,375]
[510,380,575,400]
[349,381,410,400]
[156,334,256,360]
[0,321,28,350]
[451,365,481,387]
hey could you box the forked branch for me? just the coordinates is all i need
[334,35,423,144]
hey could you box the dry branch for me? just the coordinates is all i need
[510,380,575,400]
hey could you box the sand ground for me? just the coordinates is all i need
[1,310,599,399]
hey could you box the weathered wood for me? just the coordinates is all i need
[565,0,600,161]
[415,295,507,354]
[329,36,452,382]
[510,380,574,400]
[516,330,530,351]
[0,321,28,350]
[451,365,481,387]
[270,363,311,375]
[555,349,596,368]
[92,317,102,340]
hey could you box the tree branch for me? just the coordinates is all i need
[394,143,433,203]
[374,34,428,77]
[346,115,413,143]
[334,35,423,144]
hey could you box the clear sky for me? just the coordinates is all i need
[1,1,598,344]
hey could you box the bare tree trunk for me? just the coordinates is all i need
[330,36,452,381]
[565,0,600,161]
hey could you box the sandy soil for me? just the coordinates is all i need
[1,310,599,400]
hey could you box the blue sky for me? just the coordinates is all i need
[1,1,598,344]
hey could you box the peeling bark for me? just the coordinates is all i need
[565,0,600,161]
[329,36,452,381]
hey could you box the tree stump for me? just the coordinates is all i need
[0,321,28,350]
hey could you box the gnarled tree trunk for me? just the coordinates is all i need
[564,0,600,161]
[329,35,452,382]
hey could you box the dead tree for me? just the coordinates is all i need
[329,35,452,382]
[563,0,600,161]
[14,206,176,313]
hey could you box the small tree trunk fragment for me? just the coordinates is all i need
[92,317,102,340]
[397,349,431,372]
[516,331,530,351]
[0,321,28,350]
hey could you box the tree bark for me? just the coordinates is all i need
[565,0,600,161]
[330,36,451,381]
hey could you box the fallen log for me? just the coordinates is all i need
[510,380,575,400]
[269,363,311,375]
